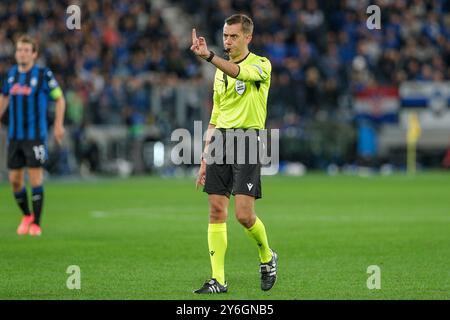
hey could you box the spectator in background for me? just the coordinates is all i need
[1,0,449,133]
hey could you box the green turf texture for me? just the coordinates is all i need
[0,173,449,300]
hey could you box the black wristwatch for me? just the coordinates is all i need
[205,51,215,62]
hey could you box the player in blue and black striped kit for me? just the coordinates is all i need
[0,35,66,236]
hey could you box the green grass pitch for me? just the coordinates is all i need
[0,173,449,300]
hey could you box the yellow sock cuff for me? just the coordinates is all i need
[245,217,272,263]
[247,217,262,232]
[208,223,227,233]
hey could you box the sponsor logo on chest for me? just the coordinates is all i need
[10,84,32,95]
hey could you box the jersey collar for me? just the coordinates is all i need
[234,52,251,64]
[18,64,36,74]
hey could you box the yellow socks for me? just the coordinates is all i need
[245,217,272,263]
[207,219,271,285]
[208,223,227,285]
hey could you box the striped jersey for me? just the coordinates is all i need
[1,64,63,142]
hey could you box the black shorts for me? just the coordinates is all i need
[7,140,48,169]
[204,129,262,199]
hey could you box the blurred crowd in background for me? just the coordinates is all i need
[1,0,450,174]
[0,0,202,129]
[183,0,450,121]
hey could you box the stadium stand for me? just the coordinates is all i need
[1,0,449,175]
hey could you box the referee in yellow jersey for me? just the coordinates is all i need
[191,14,277,294]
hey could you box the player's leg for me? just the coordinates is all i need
[28,167,44,228]
[235,194,272,263]
[25,141,47,236]
[9,169,35,235]
[207,194,228,283]
[194,161,232,294]
[8,141,34,235]
[9,169,29,212]
[194,195,230,294]
[233,164,278,291]
[232,129,272,261]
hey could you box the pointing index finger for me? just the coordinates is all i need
[192,28,197,44]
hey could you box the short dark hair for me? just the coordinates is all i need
[225,14,254,35]
[16,35,38,53]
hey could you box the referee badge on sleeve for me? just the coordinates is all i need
[235,80,246,95]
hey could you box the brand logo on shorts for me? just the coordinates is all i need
[235,80,246,95]
[247,183,253,191]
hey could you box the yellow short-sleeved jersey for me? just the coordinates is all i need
[210,52,271,129]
